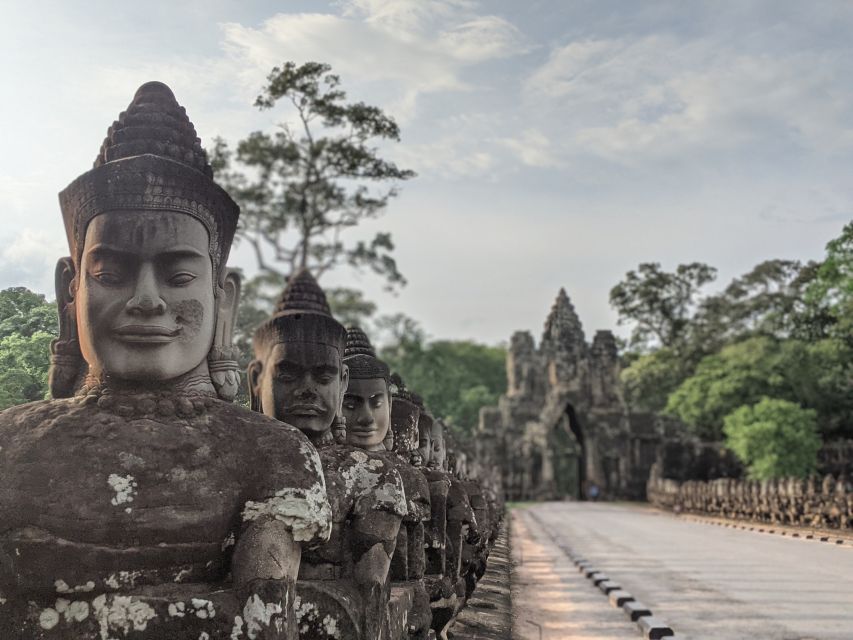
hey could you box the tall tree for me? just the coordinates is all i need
[212,61,415,293]
[609,262,717,352]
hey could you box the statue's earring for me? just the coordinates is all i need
[49,257,85,398]
[332,414,347,444]
[383,429,395,452]
[209,269,242,401]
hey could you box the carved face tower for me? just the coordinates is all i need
[249,269,349,436]
[342,326,391,450]
[53,81,240,396]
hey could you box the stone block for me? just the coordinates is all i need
[590,572,609,586]
[583,566,599,577]
[608,589,634,607]
[623,599,652,621]
[637,615,674,639]
[598,579,621,594]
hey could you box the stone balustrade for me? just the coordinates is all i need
[647,468,853,530]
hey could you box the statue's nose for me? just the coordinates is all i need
[126,265,166,315]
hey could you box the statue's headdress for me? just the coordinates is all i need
[389,373,420,459]
[58,81,239,278]
[252,268,346,357]
[343,326,390,382]
[50,82,242,400]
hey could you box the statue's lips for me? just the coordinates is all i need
[349,425,379,435]
[113,324,181,343]
[287,404,325,416]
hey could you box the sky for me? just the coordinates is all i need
[1,0,851,346]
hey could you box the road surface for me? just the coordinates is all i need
[512,502,853,640]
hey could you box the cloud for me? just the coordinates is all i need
[220,2,528,123]
[525,31,853,163]
[0,228,67,295]
[497,128,558,168]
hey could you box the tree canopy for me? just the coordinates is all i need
[723,398,821,480]
[379,323,506,439]
[213,61,414,292]
[0,288,57,409]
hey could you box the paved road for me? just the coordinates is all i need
[517,502,853,640]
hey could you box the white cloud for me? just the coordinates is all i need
[525,32,853,163]
[497,128,558,168]
[220,3,528,123]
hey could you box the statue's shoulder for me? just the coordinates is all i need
[0,398,81,433]
[206,400,325,485]
[328,445,408,518]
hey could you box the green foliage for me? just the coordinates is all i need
[0,287,57,339]
[723,398,820,480]
[212,61,415,290]
[380,331,507,439]
[804,221,853,343]
[0,331,54,409]
[609,262,717,351]
[620,347,689,413]
[691,259,819,351]
[0,288,57,409]
[665,336,853,440]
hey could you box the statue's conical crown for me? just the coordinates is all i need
[94,81,211,177]
[275,268,333,316]
[253,268,346,356]
[344,326,377,359]
[344,325,389,381]
[59,81,238,276]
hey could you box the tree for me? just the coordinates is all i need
[803,221,853,343]
[665,335,853,440]
[0,288,57,409]
[0,331,54,409]
[380,332,507,439]
[690,259,821,352]
[723,398,820,480]
[0,287,57,339]
[620,347,689,413]
[609,262,717,352]
[212,61,415,295]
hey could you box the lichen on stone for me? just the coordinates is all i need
[242,483,332,543]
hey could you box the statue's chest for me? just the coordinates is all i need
[1,412,246,543]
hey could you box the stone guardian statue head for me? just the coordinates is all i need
[50,81,242,399]
[249,268,349,437]
[341,326,391,451]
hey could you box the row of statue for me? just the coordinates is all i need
[0,82,504,639]
[648,465,852,530]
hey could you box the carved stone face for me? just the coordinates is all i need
[417,418,431,466]
[429,421,446,470]
[75,211,215,381]
[342,377,390,450]
[252,341,347,435]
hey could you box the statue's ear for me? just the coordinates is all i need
[339,362,349,412]
[209,269,242,401]
[247,359,263,413]
[49,257,85,399]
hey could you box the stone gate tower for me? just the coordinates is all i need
[478,289,663,501]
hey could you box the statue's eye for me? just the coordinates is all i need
[92,271,123,286]
[169,272,196,286]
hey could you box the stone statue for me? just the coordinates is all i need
[0,82,332,639]
[248,270,407,639]
[427,419,476,635]
[340,329,432,638]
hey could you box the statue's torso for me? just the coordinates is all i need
[0,394,328,598]
[300,444,406,576]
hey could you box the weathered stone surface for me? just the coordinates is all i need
[478,289,669,502]
[1,81,331,640]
